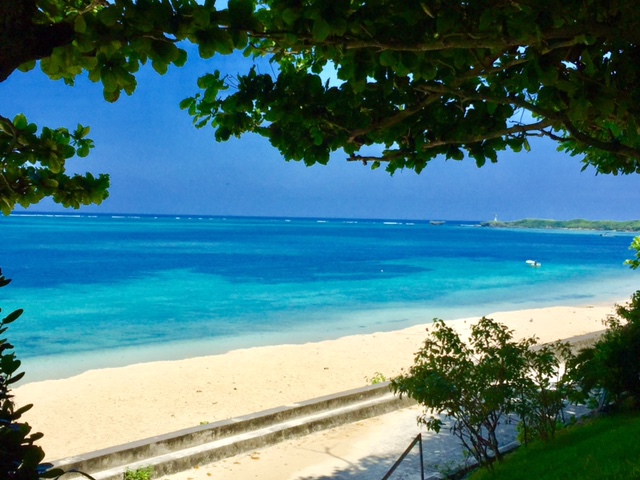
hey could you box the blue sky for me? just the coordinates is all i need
[3,50,640,221]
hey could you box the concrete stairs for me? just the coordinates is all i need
[52,382,415,480]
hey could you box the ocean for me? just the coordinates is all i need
[1,213,638,382]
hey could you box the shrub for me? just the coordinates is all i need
[0,269,63,480]
[391,318,531,468]
[365,372,387,384]
[391,317,576,468]
[570,291,640,408]
[514,341,574,445]
[123,466,153,480]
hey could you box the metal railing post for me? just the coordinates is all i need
[419,433,424,480]
[381,433,424,480]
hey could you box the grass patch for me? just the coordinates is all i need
[124,466,153,480]
[469,411,640,480]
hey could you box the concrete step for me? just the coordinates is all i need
[54,382,415,480]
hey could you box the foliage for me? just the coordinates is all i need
[0,114,108,215]
[123,466,153,480]
[365,372,387,385]
[391,318,576,468]
[624,237,640,270]
[0,269,63,480]
[570,291,640,407]
[393,319,508,466]
[483,218,640,232]
[514,341,574,445]
[2,1,640,213]
[185,0,640,176]
[469,411,640,480]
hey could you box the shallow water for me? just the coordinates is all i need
[1,214,637,381]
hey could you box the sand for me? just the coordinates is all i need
[13,302,619,463]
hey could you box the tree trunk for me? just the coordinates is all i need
[0,0,74,82]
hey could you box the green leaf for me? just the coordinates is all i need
[282,8,300,25]
[448,147,464,161]
[174,49,188,67]
[192,7,210,27]
[152,59,169,75]
[214,31,235,55]
[216,126,231,141]
[101,69,117,92]
[379,51,396,67]
[199,41,216,59]
[478,9,496,32]
[6,371,25,384]
[312,19,332,41]
[13,404,33,418]
[231,30,248,49]
[17,60,37,73]
[13,114,28,130]
[77,145,90,157]
[436,11,457,34]
[98,7,120,27]
[593,96,615,117]
[179,97,195,110]
[228,0,256,27]
[569,97,591,122]
[74,14,87,33]
[2,309,23,324]
[103,89,120,103]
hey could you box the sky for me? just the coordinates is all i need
[2,48,640,222]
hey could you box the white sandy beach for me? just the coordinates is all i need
[13,301,621,466]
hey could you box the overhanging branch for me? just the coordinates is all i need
[347,119,555,163]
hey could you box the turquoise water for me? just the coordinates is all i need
[1,214,637,381]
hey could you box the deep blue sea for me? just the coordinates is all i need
[1,213,638,381]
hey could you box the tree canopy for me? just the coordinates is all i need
[2,0,640,213]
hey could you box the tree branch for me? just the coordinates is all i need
[347,119,555,163]
[0,0,74,82]
[347,93,443,144]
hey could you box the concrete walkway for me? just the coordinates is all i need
[162,402,589,480]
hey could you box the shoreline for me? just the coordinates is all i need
[18,279,638,384]
[13,300,626,462]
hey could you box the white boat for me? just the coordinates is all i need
[525,259,542,268]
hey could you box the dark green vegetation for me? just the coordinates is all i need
[0,270,63,480]
[469,411,640,480]
[570,291,640,407]
[123,466,153,480]
[391,318,574,467]
[392,291,640,472]
[3,1,640,213]
[626,237,640,269]
[482,219,640,231]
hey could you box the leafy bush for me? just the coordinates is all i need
[0,269,63,480]
[624,236,640,270]
[123,466,153,480]
[391,318,522,467]
[514,341,574,445]
[570,291,640,408]
[365,372,387,385]
[391,317,575,468]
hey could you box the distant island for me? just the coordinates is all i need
[481,219,640,232]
